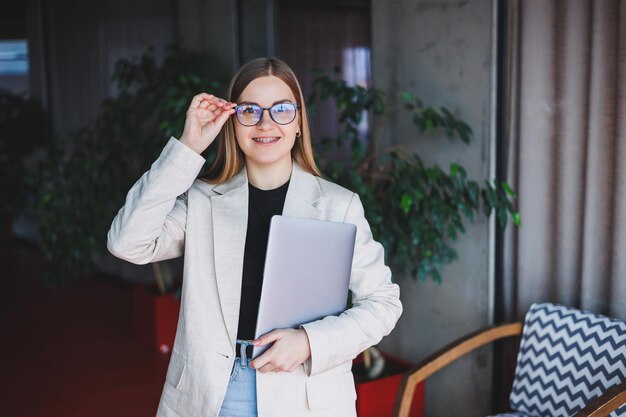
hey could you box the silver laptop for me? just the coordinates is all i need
[252,215,357,358]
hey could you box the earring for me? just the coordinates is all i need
[296,131,301,138]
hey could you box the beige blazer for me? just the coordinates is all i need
[107,137,402,417]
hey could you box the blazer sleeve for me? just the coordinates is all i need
[301,193,403,376]
[107,137,206,265]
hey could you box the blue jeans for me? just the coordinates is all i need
[218,340,257,417]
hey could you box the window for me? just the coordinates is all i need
[0,40,29,95]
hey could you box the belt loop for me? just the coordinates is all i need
[237,339,254,368]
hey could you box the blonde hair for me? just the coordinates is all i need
[202,57,321,184]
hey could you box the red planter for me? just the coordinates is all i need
[133,285,181,353]
[354,351,425,417]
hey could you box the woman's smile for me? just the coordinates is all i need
[252,136,281,144]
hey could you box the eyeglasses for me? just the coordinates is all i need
[234,102,299,126]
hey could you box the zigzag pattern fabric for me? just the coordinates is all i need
[509,303,626,417]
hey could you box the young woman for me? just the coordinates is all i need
[107,58,402,417]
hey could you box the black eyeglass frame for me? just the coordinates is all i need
[234,102,300,126]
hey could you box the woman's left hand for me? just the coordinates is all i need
[250,328,311,373]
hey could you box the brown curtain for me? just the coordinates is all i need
[503,0,626,323]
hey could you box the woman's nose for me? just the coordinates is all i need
[257,109,274,130]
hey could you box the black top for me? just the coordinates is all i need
[236,179,290,342]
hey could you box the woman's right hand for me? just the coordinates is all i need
[179,93,236,154]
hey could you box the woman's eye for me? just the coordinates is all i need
[243,106,256,114]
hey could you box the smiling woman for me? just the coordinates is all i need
[107,57,402,417]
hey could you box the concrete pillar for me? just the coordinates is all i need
[176,0,239,72]
[238,0,276,62]
[372,0,497,415]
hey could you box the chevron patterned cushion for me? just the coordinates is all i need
[488,413,531,416]
[509,303,626,417]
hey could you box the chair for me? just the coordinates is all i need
[393,303,626,417]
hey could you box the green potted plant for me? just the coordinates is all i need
[33,45,228,352]
[307,68,520,417]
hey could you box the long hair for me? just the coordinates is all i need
[202,57,320,184]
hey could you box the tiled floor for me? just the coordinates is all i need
[0,240,170,417]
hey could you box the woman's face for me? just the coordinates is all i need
[234,75,300,170]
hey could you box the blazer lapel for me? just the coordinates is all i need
[282,162,322,219]
[211,167,249,345]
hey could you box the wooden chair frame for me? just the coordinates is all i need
[392,323,626,417]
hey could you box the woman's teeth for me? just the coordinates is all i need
[253,137,279,143]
